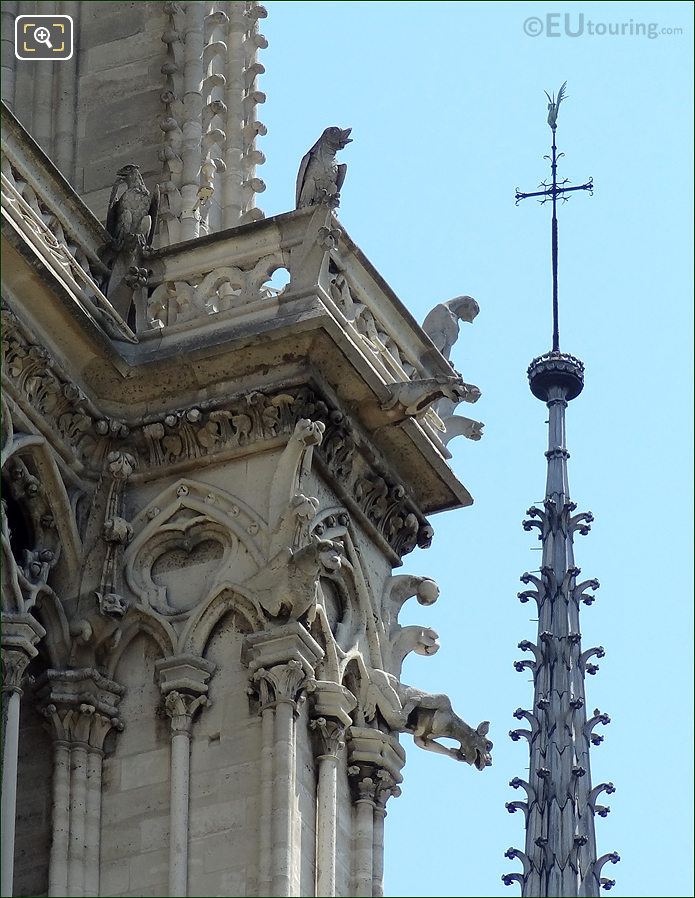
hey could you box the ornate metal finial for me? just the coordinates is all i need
[515,83,593,353]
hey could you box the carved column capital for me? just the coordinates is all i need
[310,716,346,759]
[348,768,378,806]
[1,612,46,694]
[40,701,124,752]
[347,726,405,806]
[373,768,401,811]
[251,659,307,711]
[163,690,210,736]
[2,648,33,695]
[155,654,215,736]
[243,622,323,712]
[36,668,125,751]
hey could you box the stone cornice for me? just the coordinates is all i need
[2,102,477,522]
[2,308,434,556]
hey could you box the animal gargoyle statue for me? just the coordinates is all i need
[248,535,343,621]
[69,590,129,668]
[296,127,352,209]
[397,682,492,769]
[364,669,492,770]
[362,375,480,430]
[101,163,159,325]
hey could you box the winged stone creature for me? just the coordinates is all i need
[103,164,159,323]
[296,126,352,209]
[105,163,159,251]
[545,81,567,130]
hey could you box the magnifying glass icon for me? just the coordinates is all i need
[34,26,53,49]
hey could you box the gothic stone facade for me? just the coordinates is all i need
[1,5,489,897]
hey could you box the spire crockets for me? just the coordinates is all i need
[503,86,619,897]
[158,1,267,246]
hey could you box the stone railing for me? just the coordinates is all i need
[143,205,436,387]
[1,102,137,343]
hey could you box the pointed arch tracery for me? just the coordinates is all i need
[124,478,267,617]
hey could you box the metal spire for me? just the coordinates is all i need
[502,85,619,897]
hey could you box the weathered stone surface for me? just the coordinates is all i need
[1,6,489,895]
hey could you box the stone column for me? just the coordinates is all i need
[1,612,46,898]
[311,718,345,898]
[308,681,356,898]
[156,655,215,898]
[244,622,324,898]
[371,773,400,898]
[347,728,405,898]
[37,669,124,898]
[349,772,377,898]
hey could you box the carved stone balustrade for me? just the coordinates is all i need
[1,105,136,347]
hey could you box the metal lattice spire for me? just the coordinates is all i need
[502,85,619,897]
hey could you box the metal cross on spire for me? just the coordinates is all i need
[515,82,593,352]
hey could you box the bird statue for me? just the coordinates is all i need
[545,81,567,130]
[105,163,159,251]
[421,295,479,362]
[102,164,159,325]
[295,126,352,210]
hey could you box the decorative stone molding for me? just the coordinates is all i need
[40,700,123,753]
[346,727,406,792]
[307,679,356,728]
[36,668,124,727]
[243,621,324,683]
[327,262,419,383]
[2,314,433,556]
[155,653,216,703]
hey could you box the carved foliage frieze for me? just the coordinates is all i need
[1,306,430,556]
[1,307,120,467]
[128,388,431,557]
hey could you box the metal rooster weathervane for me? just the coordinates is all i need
[515,81,594,352]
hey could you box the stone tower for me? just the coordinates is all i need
[1,4,491,897]
[503,90,619,896]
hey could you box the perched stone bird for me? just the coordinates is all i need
[105,163,159,251]
[295,126,352,209]
[102,164,159,324]
[545,81,567,130]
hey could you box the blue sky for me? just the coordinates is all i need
[261,3,694,895]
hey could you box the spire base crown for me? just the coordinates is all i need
[528,350,584,402]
